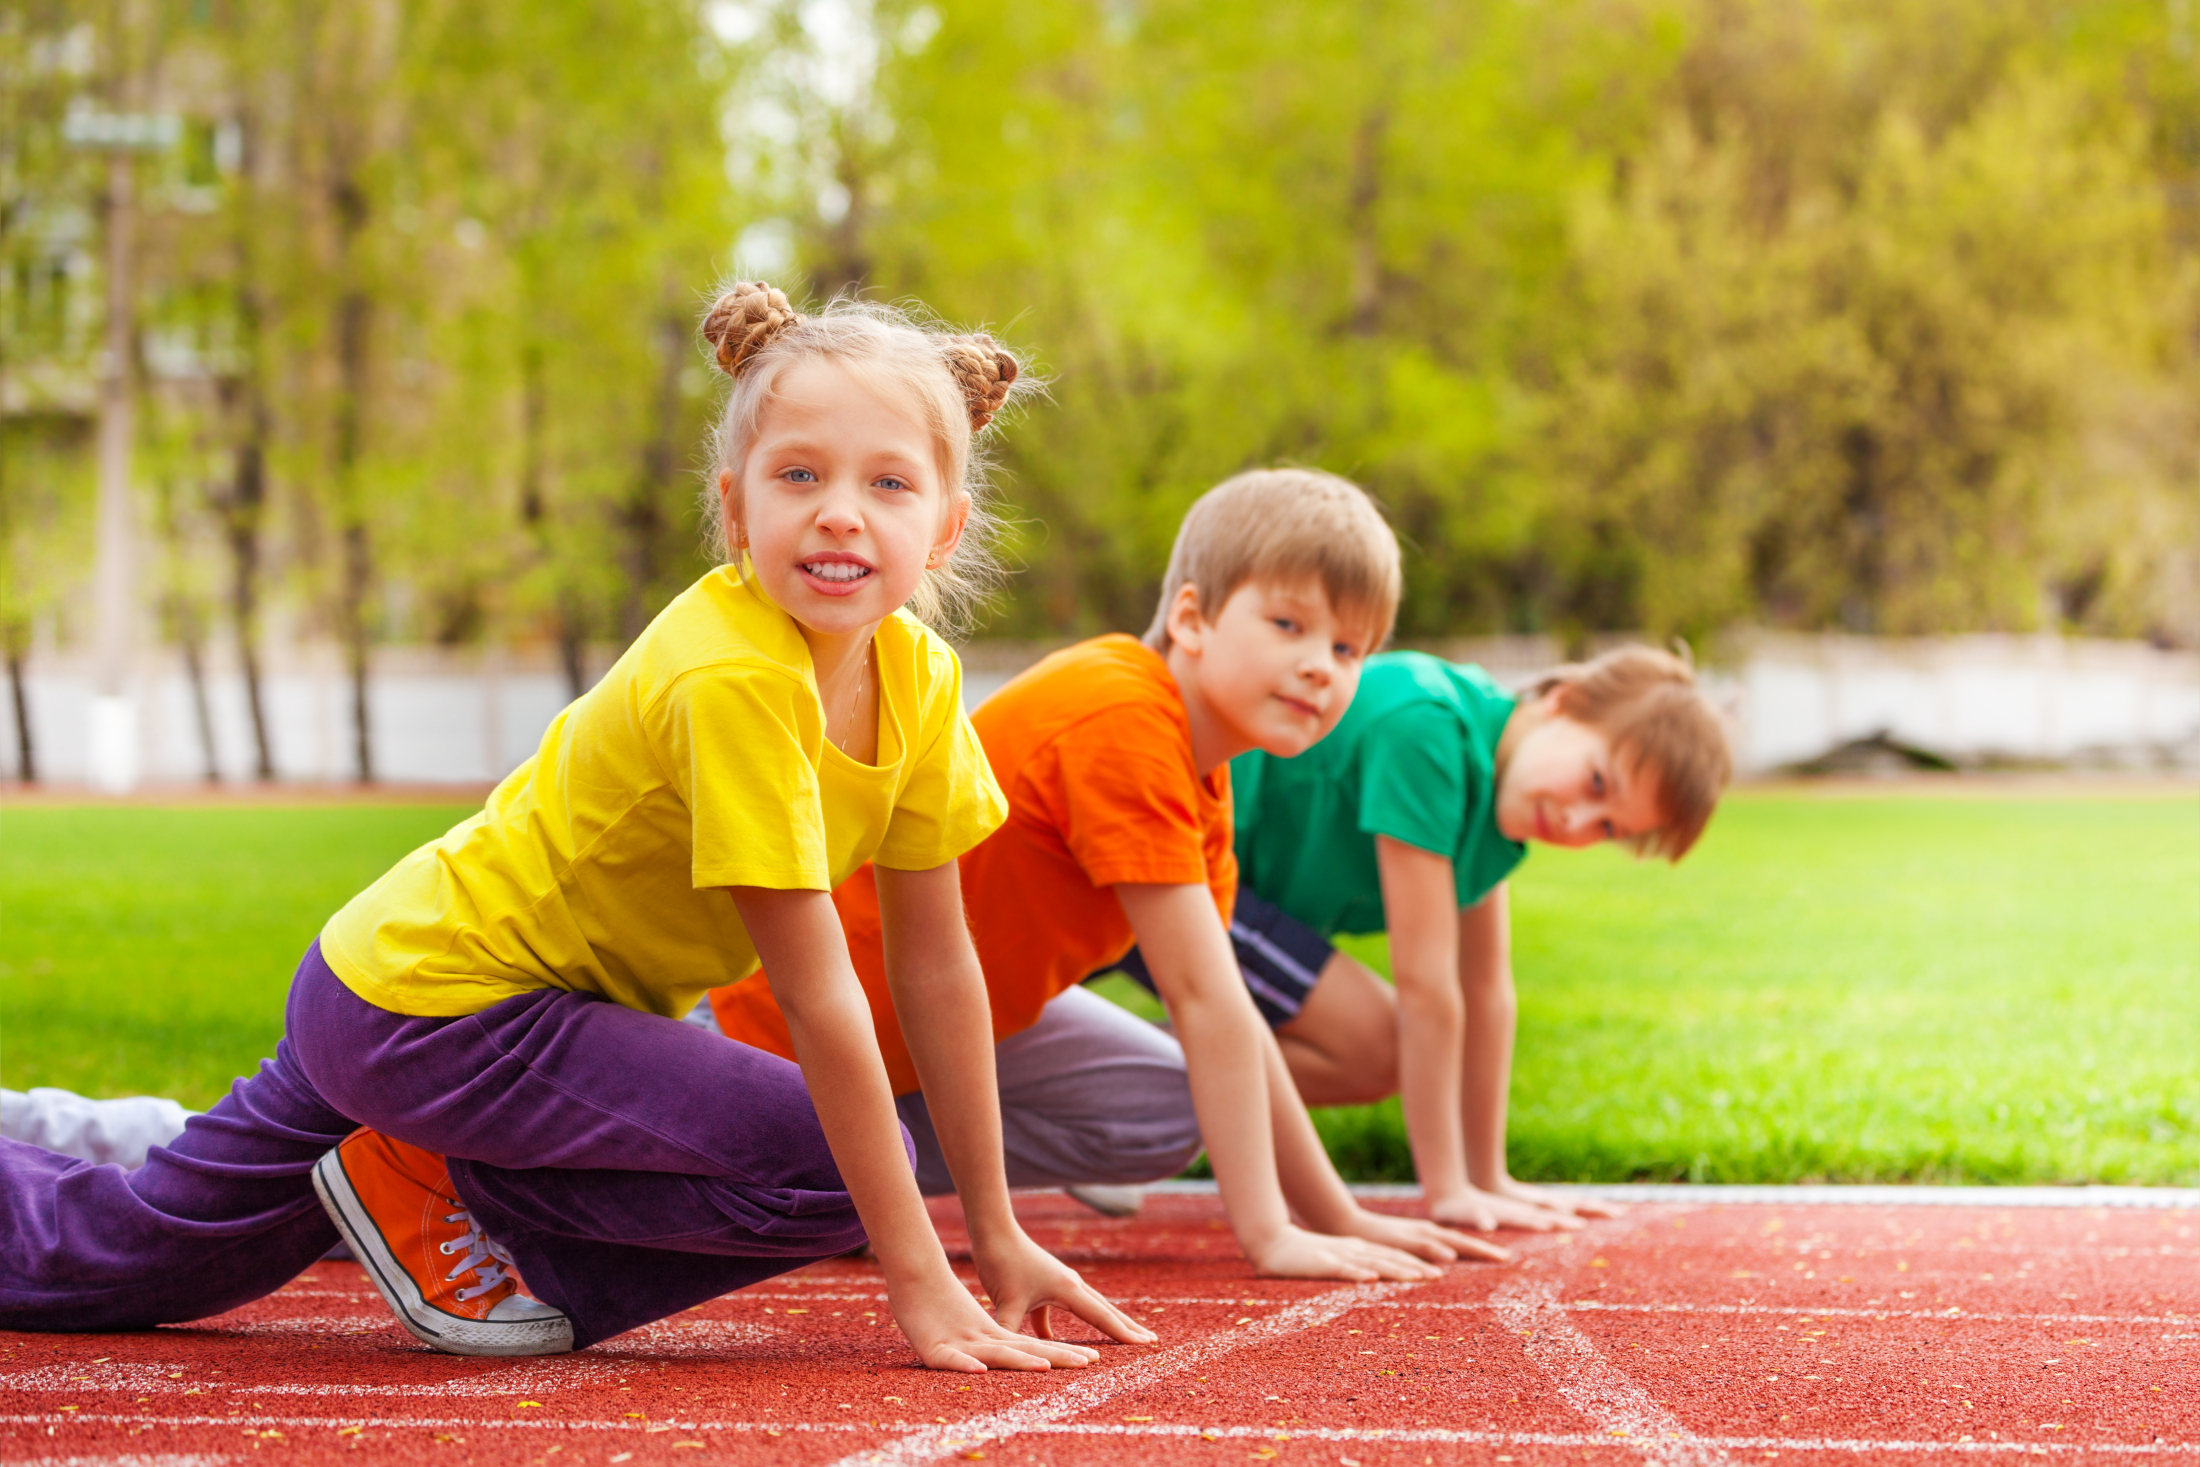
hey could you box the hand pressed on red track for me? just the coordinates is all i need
[1339,1204,1509,1263]
[978,1232,1157,1346]
[1248,1224,1445,1282]
[889,1269,1103,1373]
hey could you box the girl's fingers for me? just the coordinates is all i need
[1460,1235,1512,1262]
[1049,1287,1154,1345]
[924,1346,989,1374]
[969,1341,1056,1371]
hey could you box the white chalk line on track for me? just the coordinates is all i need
[815,1279,1417,1467]
[1492,1263,1736,1467]
[5,1414,2198,1459]
[1190,1182,2200,1211]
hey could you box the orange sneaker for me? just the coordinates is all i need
[312,1129,573,1356]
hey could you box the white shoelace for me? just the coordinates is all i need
[438,1209,518,1303]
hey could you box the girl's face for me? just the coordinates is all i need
[1495,697,1664,848]
[722,358,967,639]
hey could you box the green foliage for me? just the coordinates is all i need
[775,0,2200,644]
[7,794,2192,1187]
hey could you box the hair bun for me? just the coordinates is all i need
[942,334,1020,430]
[703,282,803,378]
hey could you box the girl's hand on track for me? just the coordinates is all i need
[976,1232,1157,1347]
[1341,1206,1510,1264]
[889,1270,1103,1372]
[1430,1186,1585,1233]
[1248,1225,1444,1282]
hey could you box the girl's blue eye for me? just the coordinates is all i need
[1273,619,1300,635]
[784,467,816,483]
[874,476,910,493]
[1591,771,1606,797]
[1334,643,1360,661]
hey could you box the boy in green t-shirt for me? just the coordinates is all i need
[1117,646,1730,1230]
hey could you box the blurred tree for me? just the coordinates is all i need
[782,0,2198,645]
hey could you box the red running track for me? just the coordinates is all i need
[3,1191,2194,1466]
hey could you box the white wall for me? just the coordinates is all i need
[4,632,2194,786]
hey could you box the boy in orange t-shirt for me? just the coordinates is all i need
[715,469,1503,1280]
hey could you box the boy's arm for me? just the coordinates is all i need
[871,862,1152,1346]
[1256,1014,1509,1262]
[732,885,1094,1372]
[1116,881,1448,1281]
[1374,837,1475,1210]
[1456,885,1619,1222]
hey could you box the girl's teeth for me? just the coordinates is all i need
[806,562,869,582]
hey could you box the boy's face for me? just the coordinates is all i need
[1495,701,1665,849]
[1170,578,1369,759]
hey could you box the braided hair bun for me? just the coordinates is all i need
[940,334,1020,431]
[702,282,803,377]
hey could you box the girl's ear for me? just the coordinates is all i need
[1164,583,1208,654]
[718,469,743,550]
[928,495,971,570]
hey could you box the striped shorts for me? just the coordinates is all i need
[1109,888,1334,1028]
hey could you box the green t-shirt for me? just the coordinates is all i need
[1230,652,1527,936]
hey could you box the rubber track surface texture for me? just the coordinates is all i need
[3,1192,2194,1465]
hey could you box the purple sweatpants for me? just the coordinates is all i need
[0,942,869,1350]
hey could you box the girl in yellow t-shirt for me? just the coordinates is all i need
[0,285,1150,1370]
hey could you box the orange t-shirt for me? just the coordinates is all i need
[711,634,1236,1094]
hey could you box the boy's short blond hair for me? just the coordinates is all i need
[1142,468,1401,653]
[1530,646,1733,861]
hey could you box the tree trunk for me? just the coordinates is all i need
[218,436,277,779]
[1347,107,1387,337]
[515,339,590,700]
[619,306,684,642]
[5,633,33,784]
[172,596,220,783]
[330,166,376,781]
[219,100,277,781]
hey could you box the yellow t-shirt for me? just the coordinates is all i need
[318,567,1007,1020]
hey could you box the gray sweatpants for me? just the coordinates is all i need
[896,986,1202,1195]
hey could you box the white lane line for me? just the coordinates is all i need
[7,1414,2198,1457]
[1147,1181,2200,1211]
[816,1279,1416,1467]
[1492,1264,1738,1467]
[1396,1299,2200,1327]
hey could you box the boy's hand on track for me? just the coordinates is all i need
[1498,1177,1624,1219]
[1249,1224,1446,1282]
[1430,1185,1587,1233]
[889,1269,1104,1372]
[1340,1205,1510,1263]
[977,1233,1158,1347]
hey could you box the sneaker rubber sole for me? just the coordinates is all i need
[311,1147,574,1357]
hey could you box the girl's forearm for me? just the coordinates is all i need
[889,955,1020,1245]
[873,862,1020,1246]
[734,887,958,1290]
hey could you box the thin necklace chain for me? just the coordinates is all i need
[832,645,871,755]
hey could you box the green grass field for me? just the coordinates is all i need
[3,792,2195,1184]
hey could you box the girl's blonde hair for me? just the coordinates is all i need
[697,282,1032,637]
